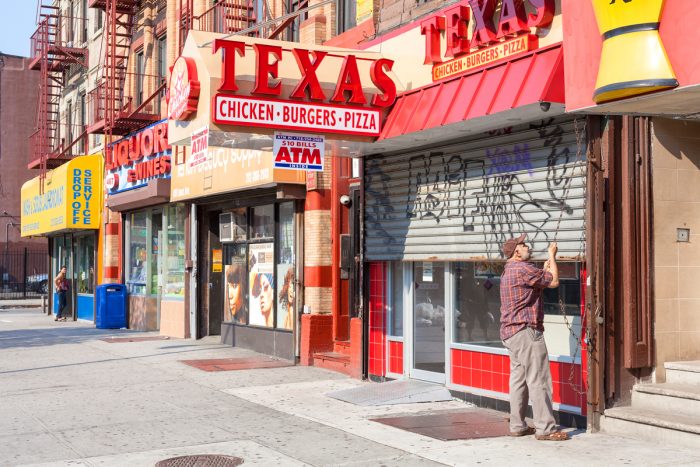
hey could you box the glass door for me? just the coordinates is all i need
[411,262,446,383]
[73,233,95,321]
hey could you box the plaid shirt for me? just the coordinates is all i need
[499,261,553,341]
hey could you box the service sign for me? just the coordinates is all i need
[21,154,103,237]
[273,132,324,171]
[106,120,172,195]
[421,0,554,81]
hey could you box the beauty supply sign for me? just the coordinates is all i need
[273,133,324,171]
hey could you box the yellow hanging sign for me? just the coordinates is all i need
[592,0,678,103]
[21,155,103,237]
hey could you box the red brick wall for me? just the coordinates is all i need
[1,54,45,250]
[377,0,450,35]
[368,262,386,377]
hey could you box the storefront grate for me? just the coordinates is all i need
[156,454,244,467]
[371,408,512,441]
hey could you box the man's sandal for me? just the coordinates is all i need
[509,427,536,437]
[535,431,570,441]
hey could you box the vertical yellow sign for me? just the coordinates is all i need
[356,0,373,25]
[592,0,678,103]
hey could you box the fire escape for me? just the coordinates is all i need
[28,1,88,178]
[87,0,162,143]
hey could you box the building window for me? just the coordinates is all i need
[388,261,404,337]
[94,9,103,33]
[157,35,167,113]
[82,0,88,42]
[337,0,357,35]
[251,204,274,240]
[135,51,145,106]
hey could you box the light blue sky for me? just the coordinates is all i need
[0,2,36,57]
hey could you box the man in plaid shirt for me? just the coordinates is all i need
[500,234,569,441]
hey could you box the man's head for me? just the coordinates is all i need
[502,234,530,261]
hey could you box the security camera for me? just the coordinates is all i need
[540,101,551,112]
[339,195,352,206]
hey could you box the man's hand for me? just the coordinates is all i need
[548,242,558,259]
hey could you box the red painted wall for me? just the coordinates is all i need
[368,262,386,377]
[563,0,700,111]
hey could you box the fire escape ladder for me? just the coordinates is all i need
[29,0,89,192]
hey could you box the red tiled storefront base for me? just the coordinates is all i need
[300,313,333,366]
[368,262,386,377]
[451,348,585,410]
[388,340,404,375]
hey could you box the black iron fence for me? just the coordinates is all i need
[0,248,48,300]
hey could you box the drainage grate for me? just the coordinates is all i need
[156,454,244,467]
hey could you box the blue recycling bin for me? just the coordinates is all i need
[95,284,128,329]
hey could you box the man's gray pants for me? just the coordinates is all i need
[503,327,557,435]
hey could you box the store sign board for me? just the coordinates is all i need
[213,95,381,136]
[170,146,306,202]
[21,155,103,237]
[591,0,678,103]
[106,121,172,195]
[421,0,553,81]
[211,39,397,136]
[273,132,324,171]
[433,34,537,81]
[168,56,201,120]
[189,126,210,168]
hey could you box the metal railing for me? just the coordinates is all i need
[0,248,48,300]
[88,72,165,128]
[194,1,257,35]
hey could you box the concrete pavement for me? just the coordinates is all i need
[0,306,698,466]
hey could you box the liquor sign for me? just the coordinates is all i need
[189,126,210,168]
[273,132,324,171]
[211,39,397,137]
[168,56,201,120]
[106,121,172,194]
[422,0,554,81]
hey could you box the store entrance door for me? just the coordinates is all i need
[411,262,446,384]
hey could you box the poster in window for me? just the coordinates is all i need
[224,253,247,324]
[277,264,294,330]
[248,242,275,327]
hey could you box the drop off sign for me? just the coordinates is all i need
[273,133,324,172]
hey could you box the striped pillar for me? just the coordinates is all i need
[102,207,121,284]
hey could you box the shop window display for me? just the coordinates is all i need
[452,261,582,349]
[251,205,274,240]
[248,242,275,327]
[224,244,248,324]
[127,211,148,295]
[276,202,295,330]
[163,205,186,299]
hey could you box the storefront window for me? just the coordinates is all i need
[127,211,148,295]
[163,205,186,300]
[388,261,403,337]
[453,262,504,348]
[232,208,247,242]
[150,211,162,295]
[452,261,583,349]
[276,202,295,330]
[251,204,274,240]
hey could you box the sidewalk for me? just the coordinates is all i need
[0,307,698,466]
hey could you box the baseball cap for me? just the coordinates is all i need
[502,234,526,259]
